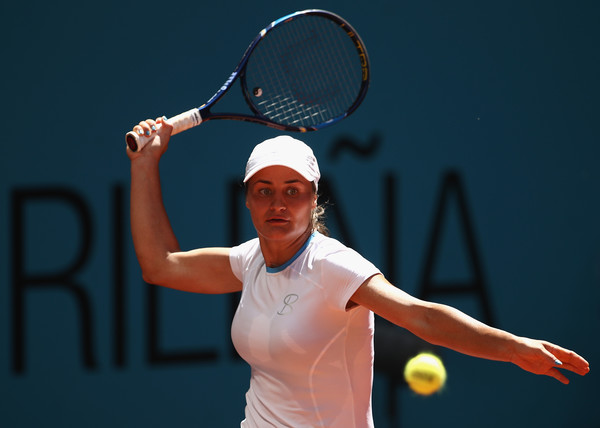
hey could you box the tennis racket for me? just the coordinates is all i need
[126,9,370,152]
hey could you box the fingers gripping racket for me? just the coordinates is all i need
[125,9,370,152]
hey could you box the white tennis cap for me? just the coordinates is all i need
[244,135,321,190]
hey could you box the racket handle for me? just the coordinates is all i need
[125,108,203,152]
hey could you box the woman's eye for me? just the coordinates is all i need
[286,188,298,196]
[258,188,272,196]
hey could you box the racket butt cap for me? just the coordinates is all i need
[125,132,139,152]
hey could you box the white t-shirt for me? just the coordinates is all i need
[229,232,381,428]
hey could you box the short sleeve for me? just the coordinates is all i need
[315,244,380,311]
[229,238,260,282]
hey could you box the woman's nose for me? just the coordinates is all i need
[270,193,287,211]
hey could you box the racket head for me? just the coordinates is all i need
[239,9,370,132]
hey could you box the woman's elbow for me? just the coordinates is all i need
[139,262,170,286]
[141,270,157,285]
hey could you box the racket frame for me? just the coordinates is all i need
[126,9,370,152]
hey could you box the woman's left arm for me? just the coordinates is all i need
[351,274,590,384]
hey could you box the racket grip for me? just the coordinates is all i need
[125,108,203,152]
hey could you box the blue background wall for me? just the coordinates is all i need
[1,0,598,427]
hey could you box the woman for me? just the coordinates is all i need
[127,117,589,428]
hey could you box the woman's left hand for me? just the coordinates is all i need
[510,338,590,384]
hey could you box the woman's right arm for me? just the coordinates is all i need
[127,117,242,294]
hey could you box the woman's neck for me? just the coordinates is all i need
[259,226,314,268]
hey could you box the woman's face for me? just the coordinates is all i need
[245,165,317,243]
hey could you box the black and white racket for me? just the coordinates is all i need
[126,9,370,152]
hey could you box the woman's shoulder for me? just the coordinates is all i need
[310,231,345,249]
[230,237,262,261]
[309,232,360,260]
[306,232,381,283]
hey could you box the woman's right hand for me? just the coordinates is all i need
[127,116,174,161]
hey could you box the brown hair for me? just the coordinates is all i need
[311,183,328,236]
[311,202,329,236]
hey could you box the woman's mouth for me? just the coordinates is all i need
[267,217,288,224]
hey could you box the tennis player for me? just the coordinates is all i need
[127,117,589,428]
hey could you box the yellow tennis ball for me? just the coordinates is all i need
[404,353,447,396]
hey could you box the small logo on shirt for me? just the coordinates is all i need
[277,294,299,315]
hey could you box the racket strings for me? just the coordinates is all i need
[245,14,365,128]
